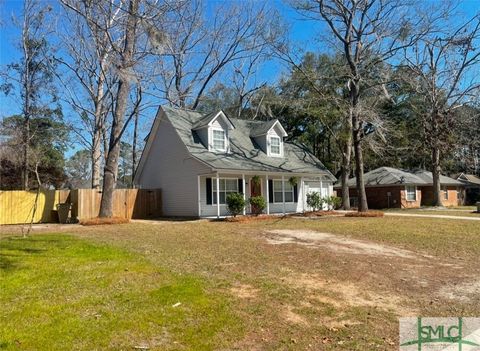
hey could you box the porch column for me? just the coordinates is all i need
[319,176,323,210]
[282,175,286,215]
[301,177,305,213]
[197,175,201,217]
[216,173,220,218]
[266,174,270,215]
[242,174,246,216]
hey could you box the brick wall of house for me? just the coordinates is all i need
[399,187,422,208]
[420,186,460,206]
[339,185,461,208]
[347,186,420,209]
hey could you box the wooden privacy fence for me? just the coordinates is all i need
[0,189,162,225]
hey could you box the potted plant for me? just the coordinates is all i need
[251,175,261,187]
[288,176,298,187]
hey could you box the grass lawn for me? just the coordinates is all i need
[0,234,240,350]
[1,216,479,350]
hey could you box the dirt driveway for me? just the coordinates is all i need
[262,228,479,312]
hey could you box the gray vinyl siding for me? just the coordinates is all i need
[137,116,210,216]
[195,127,208,148]
[253,136,267,153]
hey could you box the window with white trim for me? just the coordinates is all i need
[212,129,226,152]
[443,186,448,200]
[406,185,416,201]
[212,178,238,204]
[270,136,281,155]
[273,180,294,203]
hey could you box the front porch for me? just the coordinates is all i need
[197,172,333,218]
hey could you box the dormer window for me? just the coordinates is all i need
[269,136,281,156]
[212,129,226,152]
[250,119,287,158]
[192,110,235,153]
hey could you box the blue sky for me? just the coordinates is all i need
[1,0,479,157]
[0,0,324,157]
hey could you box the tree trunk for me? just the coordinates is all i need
[22,117,29,190]
[352,110,368,212]
[99,0,138,217]
[349,79,368,212]
[91,126,102,189]
[132,106,139,184]
[431,144,443,207]
[340,113,352,210]
[22,31,30,191]
[91,75,106,189]
[340,143,351,210]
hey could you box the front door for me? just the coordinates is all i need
[251,180,261,197]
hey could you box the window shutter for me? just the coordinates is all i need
[206,178,212,205]
[294,184,298,202]
[238,179,243,194]
[268,179,273,203]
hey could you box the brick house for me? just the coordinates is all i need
[335,167,464,209]
[454,173,480,205]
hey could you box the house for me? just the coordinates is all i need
[454,173,480,205]
[133,106,336,217]
[334,167,464,209]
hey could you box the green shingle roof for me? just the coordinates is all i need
[162,106,335,179]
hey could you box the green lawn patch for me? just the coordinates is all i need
[0,234,240,350]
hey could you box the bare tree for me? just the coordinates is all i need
[149,0,279,109]
[403,14,480,206]
[0,0,57,190]
[196,54,269,118]
[294,0,428,211]
[273,41,354,210]
[0,0,60,189]
[99,0,140,217]
[131,84,142,181]
[59,0,123,189]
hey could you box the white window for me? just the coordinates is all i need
[212,129,226,151]
[212,178,238,204]
[273,180,294,203]
[443,186,448,200]
[406,185,416,201]
[270,136,281,155]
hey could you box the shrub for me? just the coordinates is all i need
[306,192,323,211]
[226,192,246,217]
[249,196,266,216]
[345,211,384,218]
[325,195,342,210]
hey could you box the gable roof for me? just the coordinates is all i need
[137,105,336,180]
[337,167,463,188]
[250,119,287,137]
[191,110,234,130]
[455,173,480,185]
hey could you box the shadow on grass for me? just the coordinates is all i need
[0,254,18,271]
[0,235,67,273]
